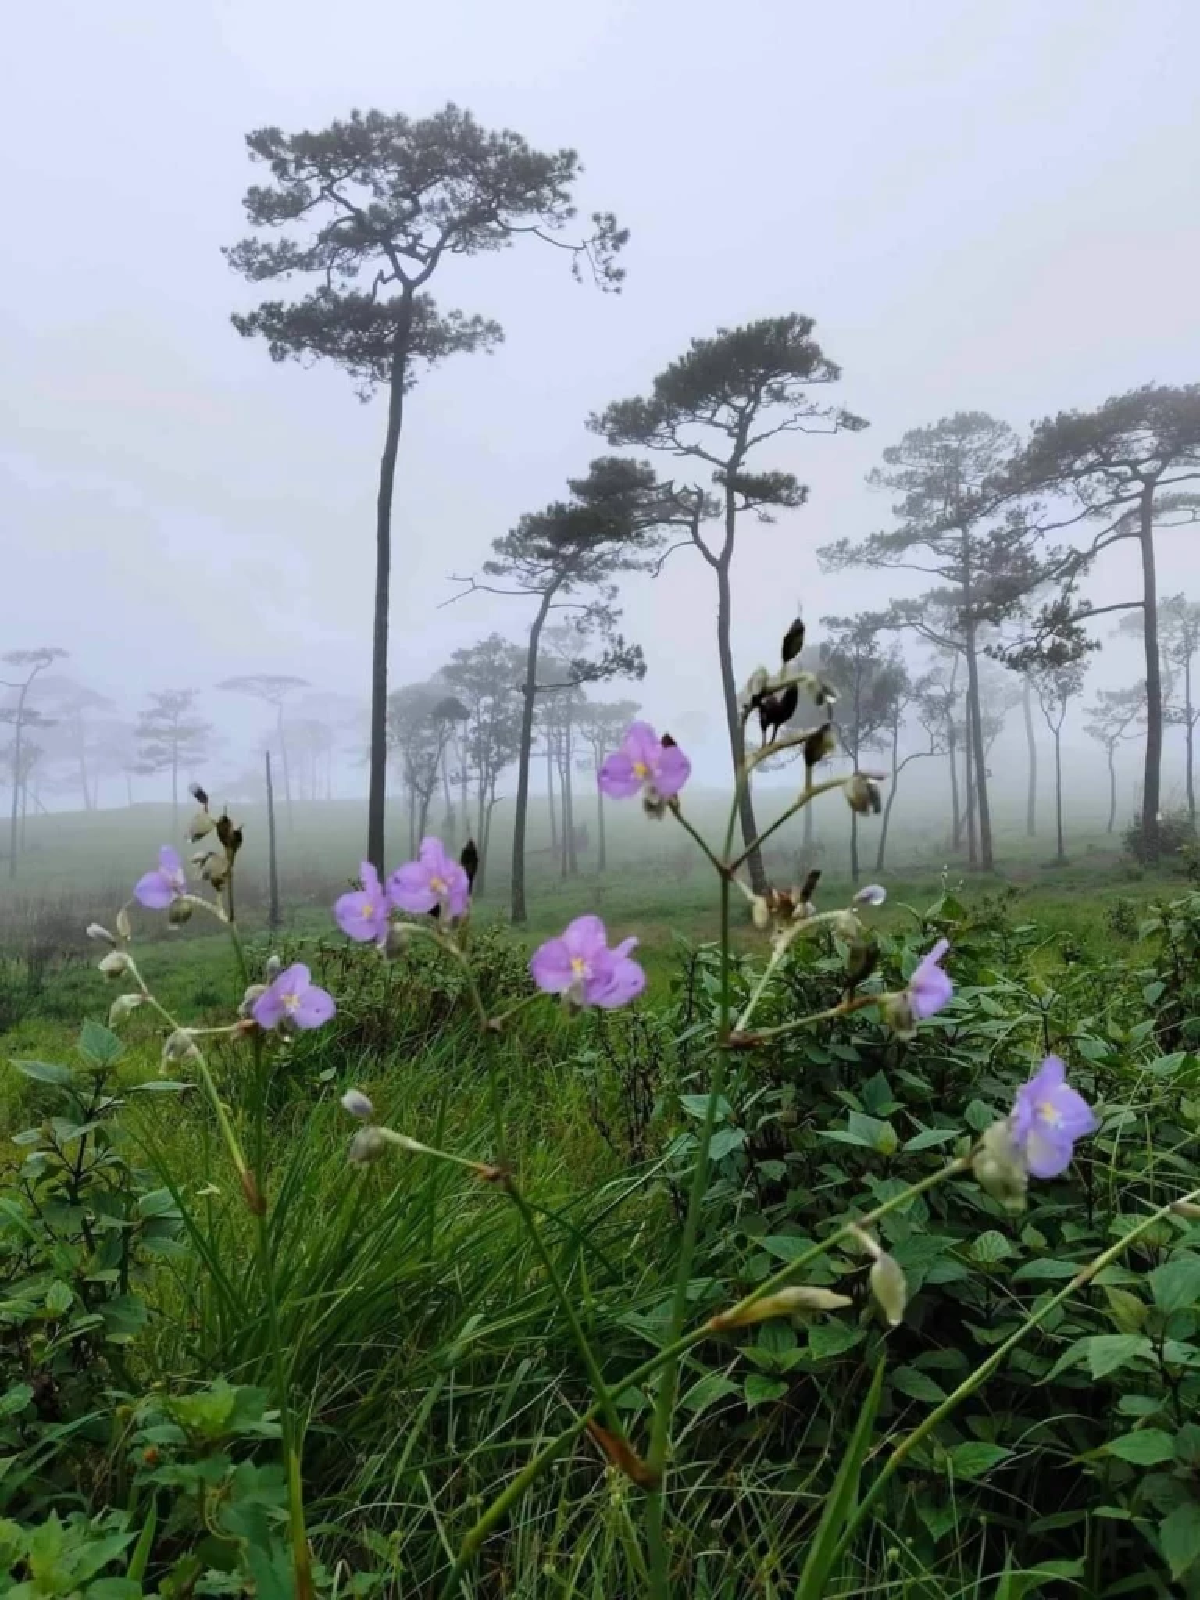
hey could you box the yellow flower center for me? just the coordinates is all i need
[429,875,447,895]
[1036,1099,1062,1127]
[282,991,301,1012]
[570,956,590,978]
[632,761,649,779]
[361,902,374,919]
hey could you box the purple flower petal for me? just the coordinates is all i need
[590,953,647,1008]
[292,984,336,1029]
[562,914,608,958]
[443,864,471,918]
[1011,1055,1097,1180]
[134,869,173,910]
[623,722,661,770]
[599,751,640,799]
[252,986,286,1029]
[335,890,387,943]
[159,846,184,881]
[388,861,439,914]
[530,935,574,994]
[654,743,691,799]
[909,938,952,1020]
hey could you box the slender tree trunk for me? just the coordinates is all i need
[546,734,558,854]
[716,554,765,890]
[440,744,454,834]
[78,741,91,812]
[564,718,577,875]
[367,295,412,875]
[1187,657,1195,827]
[559,736,569,881]
[1106,746,1117,834]
[964,623,993,869]
[1022,678,1037,837]
[803,792,814,855]
[8,692,27,877]
[265,750,281,932]
[276,705,294,830]
[1140,480,1163,862]
[512,590,554,924]
[171,747,179,835]
[1054,729,1065,864]
[597,780,607,873]
[948,723,961,851]
[460,738,468,843]
[964,717,977,867]
[482,795,499,895]
[125,771,133,809]
[876,723,901,873]
[417,788,432,839]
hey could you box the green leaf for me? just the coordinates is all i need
[136,1189,180,1220]
[795,1359,885,1600]
[1104,1429,1176,1465]
[971,1230,1014,1265]
[903,1127,960,1152]
[1151,1256,1200,1314]
[1103,1287,1148,1333]
[708,1126,746,1161]
[807,1322,865,1361]
[0,1384,32,1418]
[13,1059,74,1087]
[78,1020,124,1067]
[743,1374,786,1408]
[44,1282,73,1317]
[966,1098,999,1133]
[680,1372,740,1414]
[1012,1259,1080,1282]
[679,1094,731,1121]
[1160,1502,1200,1581]
[948,1441,1011,1479]
[1087,1335,1154,1380]
[891,1366,947,1403]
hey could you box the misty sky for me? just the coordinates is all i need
[3,0,1199,795]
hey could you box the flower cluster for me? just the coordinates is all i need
[335,837,472,947]
[599,721,691,816]
[974,1056,1098,1210]
[530,915,646,1010]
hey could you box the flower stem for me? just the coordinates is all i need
[728,776,846,874]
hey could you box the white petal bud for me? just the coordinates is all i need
[238,984,267,1019]
[108,993,145,1026]
[348,1126,389,1166]
[709,1286,854,1330]
[188,811,216,842]
[853,884,887,907]
[115,905,132,940]
[87,923,117,946]
[161,1029,198,1067]
[167,900,193,927]
[869,1252,909,1327]
[750,895,771,931]
[98,950,133,978]
[264,955,282,981]
[341,1088,374,1121]
[972,1120,1029,1214]
[832,910,861,940]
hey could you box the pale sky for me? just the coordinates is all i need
[2,0,1198,794]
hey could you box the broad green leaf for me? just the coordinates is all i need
[948,1441,1011,1480]
[1103,1287,1148,1333]
[0,1384,32,1418]
[1087,1334,1154,1380]
[679,1094,731,1121]
[1012,1259,1080,1282]
[808,1322,866,1361]
[1151,1256,1200,1314]
[1104,1429,1176,1465]
[44,1282,73,1317]
[904,1127,960,1152]
[1160,1502,1200,1581]
[972,1230,1014,1265]
[966,1098,999,1133]
[708,1126,746,1161]
[743,1374,786,1408]
[891,1366,947,1403]
[78,1020,124,1067]
[680,1372,740,1413]
[13,1059,74,1087]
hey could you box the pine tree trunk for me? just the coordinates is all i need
[876,724,901,872]
[1140,480,1163,862]
[948,723,961,851]
[511,590,554,925]
[963,717,977,867]
[1022,677,1038,836]
[546,735,558,854]
[277,705,294,830]
[1187,656,1195,827]
[716,555,764,890]
[1054,729,1065,864]
[125,772,133,808]
[171,747,179,835]
[8,691,27,878]
[266,750,281,932]
[564,717,577,875]
[964,623,993,869]
[597,781,607,873]
[1107,746,1117,834]
[367,293,412,876]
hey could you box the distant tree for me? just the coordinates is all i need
[1033,664,1087,865]
[1085,685,1145,834]
[1,647,66,877]
[577,697,641,874]
[592,316,866,891]
[875,668,941,874]
[135,690,213,830]
[441,634,525,892]
[30,678,116,812]
[1155,596,1200,825]
[821,414,1050,872]
[387,682,459,850]
[1004,385,1200,861]
[456,457,666,922]
[820,615,909,882]
[89,719,139,808]
[227,105,628,877]
[217,675,310,825]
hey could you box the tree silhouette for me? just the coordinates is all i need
[1,647,66,877]
[1004,385,1200,861]
[217,674,310,827]
[820,615,908,882]
[226,104,628,875]
[457,458,664,922]
[592,315,865,890]
[135,690,213,830]
[1033,663,1086,865]
[577,698,641,874]
[441,634,525,892]
[1085,685,1145,835]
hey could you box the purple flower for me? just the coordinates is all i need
[335,862,391,947]
[529,915,646,1009]
[388,837,470,919]
[134,846,188,909]
[599,722,691,802]
[252,962,336,1032]
[1011,1055,1097,1178]
[908,938,952,1020]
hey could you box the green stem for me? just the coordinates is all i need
[669,805,727,877]
[728,776,845,874]
[254,1203,313,1600]
[732,993,882,1044]
[834,1181,1200,1561]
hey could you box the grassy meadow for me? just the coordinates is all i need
[4,789,1200,1598]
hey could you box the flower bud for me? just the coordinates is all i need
[831,910,861,941]
[348,1126,389,1166]
[98,950,132,978]
[201,855,230,890]
[115,905,132,940]
[869,1252,908,1326]
[803,723,838,771]
[740,666,771,715]
[264,955,282,981]
[750,895,771,931]
[108,993,145,1026]
[167,900,193,927]
[881,991,916,1039]
[161,1030,199,1068]
[188,811,215,842]
[385,925,411,959]
[238,983,267,1019]
[853,884,887,907]
[972,1120,1029,1213]
[709,1286,853,1330]
[642,786,667,820]
[341,1088,374,1121]
[845,937,879,992]
[843,774,882,815]
[87,923,117,946]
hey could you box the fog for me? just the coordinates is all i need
[3,0,1199,834]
